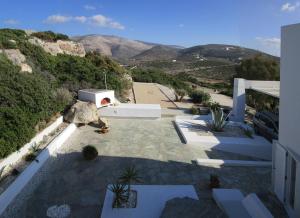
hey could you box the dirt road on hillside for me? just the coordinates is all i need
[133,82,177,109]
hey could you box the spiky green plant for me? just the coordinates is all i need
[29,142,40,153]
[209,101,221,112]
[119,166,142,199]
[209,108,231,132]
[0,166,5,180]
[108,183,127,208]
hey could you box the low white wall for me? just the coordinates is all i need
[0,123,77,215]
[0,116,63,171]
[99,104,161,118]
[245,80,280,90]
[175,118,272,160]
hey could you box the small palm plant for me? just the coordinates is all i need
[119,166,142,199]
[209,108,231,132]
[108,183,127,208]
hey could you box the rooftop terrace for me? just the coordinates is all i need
[2,118,285,218]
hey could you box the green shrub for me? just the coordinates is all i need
[0,28,130,158]
[53,88,73,108]
[82,145,98,160]
[190,106,199,115]
[24,153,36,162]
[31,31,69,42]
[0,29,27,49]
[131,68,190,91]
[175,89,187,102]
[189,90,211,104]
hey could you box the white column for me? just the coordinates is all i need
[231,78,246,122]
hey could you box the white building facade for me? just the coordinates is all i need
[273,23,300,218]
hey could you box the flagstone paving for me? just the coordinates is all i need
[3,118,287,218]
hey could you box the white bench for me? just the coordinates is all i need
[212,189,273,218]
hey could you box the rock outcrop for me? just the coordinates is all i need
[28,37,86,57]
[0,49,32,73]
[64,101,98,124]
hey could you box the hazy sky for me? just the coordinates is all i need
[1,0,300,56]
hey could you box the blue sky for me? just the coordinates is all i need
[1,0,300,56]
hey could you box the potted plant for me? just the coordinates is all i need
[209,174,220,189]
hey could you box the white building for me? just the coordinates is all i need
[230,23,300,217]
[78,89,115,108]
[272,23,300,218]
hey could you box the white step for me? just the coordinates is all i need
[196,158,272,167]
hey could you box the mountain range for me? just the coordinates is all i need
[72,34,277,63]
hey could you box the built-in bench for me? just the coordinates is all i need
[212,189,273,218]
[99,103,161,119]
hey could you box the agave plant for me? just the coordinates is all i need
[119,166,142,199]
[29,142,40,153]
[108,183,127,208]
[209,108,231,132]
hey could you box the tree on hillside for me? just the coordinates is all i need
[235,55,279,81]
[234,55,280,111]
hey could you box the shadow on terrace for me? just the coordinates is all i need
[3,153,286,218]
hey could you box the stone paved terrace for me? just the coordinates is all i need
[3,118,287,218]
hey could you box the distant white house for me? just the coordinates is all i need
[78,89,115,108]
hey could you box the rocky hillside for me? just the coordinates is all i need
[177,44,277,62]
[28,37,85,57]
[132,45,180,62]
[72,35,156,62]
[0,29,131,158]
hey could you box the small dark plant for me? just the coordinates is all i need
[209,174,220,189]
[11,168,20,176]
[243,128,254,139]
[108,183,127,208]
[29,143,40,153]
[82,145,98,160]
[24,143,40,162]
[119,166,142,199]
[24,153,37,162]
[190,106,199,115]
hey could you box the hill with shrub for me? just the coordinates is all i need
[0,29,131,158]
